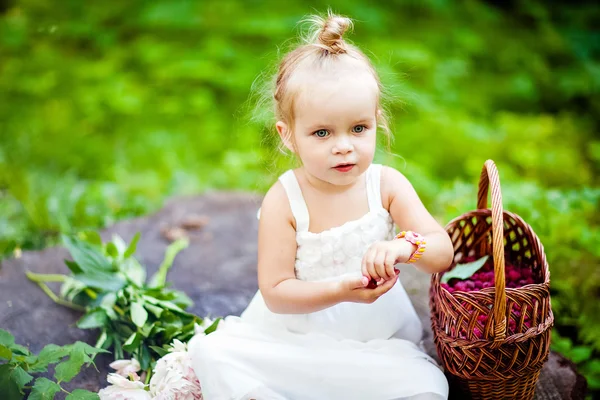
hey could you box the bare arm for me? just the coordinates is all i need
[382,166,454,274]
[257,182,344,314]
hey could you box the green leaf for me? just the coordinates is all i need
[158,300,185,313]
[441,256,489,284]
[551,331,573,354]
[10,344,31,356]
[73,271,127,292]
[203,318,222,335]
[111,235,128,255]
[123,332,142,352]
[113,336,123,360]
[64,260,83,274]
[66,389,100,400]
[0,364,33,398]
[144,302,164,318]
[100,292,118,320]
[60,276,87,301]
[76,308,108,329]
[570,346,593,364]
[54,342,86,383]
[0,364,23,400]
[148,238,189,288]
[172,290,194,309]
[13,365,34,387]
[149,345,169,357]
[0,329,15,347]
[75,341,109,357]
[105,242,119,258]
[141,295,160,304]
[29,344,69,373]
[588,375,600,390]
[124,232,141,258]
[131,301,148,328]
[586,359,600,374]
[122,258,146,287]
[80,231,103,247]
[139,344,151,370]
[29,377,61,400]
[95,330,114,351]
[63,235,112,272]
[0,344,12,361]
[140,322,155,338]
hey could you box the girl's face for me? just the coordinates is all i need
[277,69,379,189]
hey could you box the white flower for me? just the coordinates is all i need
[109,358,141,378]
[98,373,151,400]
[169,339,188,353]
[150,340,202,400]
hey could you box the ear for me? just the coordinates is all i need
[276,121,295,153]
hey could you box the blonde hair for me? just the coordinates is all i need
[272,11,392,150]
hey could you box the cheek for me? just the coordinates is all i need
[356,132,377,151]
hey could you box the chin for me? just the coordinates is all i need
[331,172,362,186]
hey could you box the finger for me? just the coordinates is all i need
[384,252,397,280]
[361,245,376,278]
[364,248,379,281]
[373,250,389,280]
[359,276,369,288]
[374,275,399,297]
[343,275,368,292]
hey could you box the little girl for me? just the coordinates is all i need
[189,12,453,400]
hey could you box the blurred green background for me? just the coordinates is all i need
[1,0,598,393]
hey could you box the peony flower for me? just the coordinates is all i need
[150,340,202,400]
[109,358,141,378]
[169,339,188,353]
[98,373,151,400]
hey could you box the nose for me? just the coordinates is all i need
[332,135,354,155]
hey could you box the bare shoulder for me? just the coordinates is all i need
[260,179,295,230]
[380,165,414,210]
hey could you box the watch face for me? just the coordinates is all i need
[404,231,421,242]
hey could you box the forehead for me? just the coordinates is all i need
[291,65,379,126]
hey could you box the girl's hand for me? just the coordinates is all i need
[361,239,415,281]
[336,274,399,304]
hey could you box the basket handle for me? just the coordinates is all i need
[477,160,507,341]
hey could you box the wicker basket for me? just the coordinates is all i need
[430,160,554,400]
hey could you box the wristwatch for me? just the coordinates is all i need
[395,231,426,263]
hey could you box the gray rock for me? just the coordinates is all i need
[0,192,587,399]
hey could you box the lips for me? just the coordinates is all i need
[333,163,355,172]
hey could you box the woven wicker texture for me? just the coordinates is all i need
[430,160,554,400]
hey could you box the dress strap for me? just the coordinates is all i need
[366,164,384,211]
[278,170,310,232]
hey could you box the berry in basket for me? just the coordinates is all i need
[440,255,538,294]
[440,255,540,339]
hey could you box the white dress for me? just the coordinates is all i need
[188,164,449,400]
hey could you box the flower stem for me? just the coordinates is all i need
[33,281,86,311]
[144,367,152,385]
[113,305,125,316]
[25,271,67,283]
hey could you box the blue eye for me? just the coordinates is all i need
[353,125,366,133]
[314,129,329,138]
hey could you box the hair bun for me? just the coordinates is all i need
[314,14,353,55]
